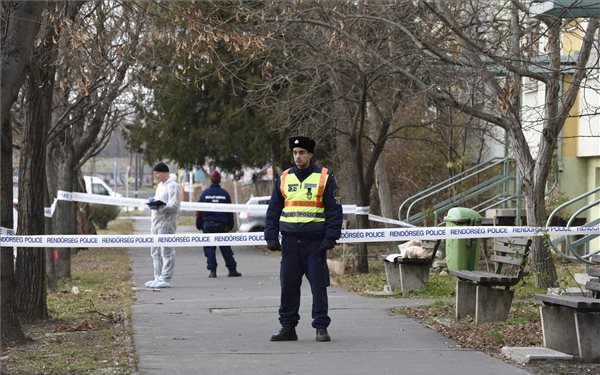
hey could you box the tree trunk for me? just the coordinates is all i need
[367,103,396,253]
[45,171,57,290]
[45,248,58,291]
[0,1,45,127]
[0,246,27,345]
[0,117,27,345]
[16,92,50,321]
[521,21,562,288]
[334,118,363,270]
[0,0,45,342]
[525,188,558,287]
[374,155,397,253]
[54,153,77,278]
[45,136,60,287]
[15,21,58,321]
[351,108,371,273]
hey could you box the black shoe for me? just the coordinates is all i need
[316,328,331,342]
[228,270,242,277]
[270,326,297,341]
[208,270,217,278]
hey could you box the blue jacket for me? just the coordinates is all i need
[196,183,234,230]
[265,163,343,241]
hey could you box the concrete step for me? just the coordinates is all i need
[501,347,573,363]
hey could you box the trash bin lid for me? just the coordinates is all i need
[443,207,483,223]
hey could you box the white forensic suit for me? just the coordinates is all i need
[147,173,180,287]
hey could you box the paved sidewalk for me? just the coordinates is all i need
[129,218,532,375]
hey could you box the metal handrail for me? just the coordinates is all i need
[472,194,520,212]
[398,157,511,221]
[545,186,600,227]
[546,186,600,265]
[407,173,516,226]
[430,176,515,223]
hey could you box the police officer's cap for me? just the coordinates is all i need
[210,170,221,183]
[289,136,315,153]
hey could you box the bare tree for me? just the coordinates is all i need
[363,0,600,286]
[0,1,45,126]
[1,117,28,345]
[246,1,491,272]
[15,0,89,323]
[45,1,142,278]
[0,0,45,344]
[240,1,600,284]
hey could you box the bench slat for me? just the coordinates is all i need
[490,254,523,266]
[493,243,527,255]
[534,294,600,311]
[585,280,600,293]
[450,270,517,285]
[421,242,438,250]
[492,237,531,275]
[498,237,531,247]
[588,267,600,278]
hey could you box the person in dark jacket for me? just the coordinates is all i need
[196,170,242,278]
[264,136,343,342]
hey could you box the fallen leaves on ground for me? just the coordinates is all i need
[398,302,600,375]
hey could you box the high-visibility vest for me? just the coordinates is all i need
[279,167,329,224]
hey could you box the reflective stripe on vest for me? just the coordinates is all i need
[279,168,329,223]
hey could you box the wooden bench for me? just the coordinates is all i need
[533,254,600,362]
[585,264,600,298]
[450,237,532,324]
[382,240,441,294]
[585,279,600,298]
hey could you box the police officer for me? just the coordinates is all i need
[196,170,242,278]
[265,136,343,342]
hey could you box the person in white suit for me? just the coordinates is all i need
[145,162,181,288]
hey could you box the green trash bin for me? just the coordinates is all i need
[443,207,482,271]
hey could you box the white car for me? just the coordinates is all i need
[84,175,122,197]
[237,196,270,232]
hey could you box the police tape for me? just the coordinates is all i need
[47,191,443,228]
[2,225,600,248]
[0,227,14,236]
[55,190,360,214]
[368,214,415,227]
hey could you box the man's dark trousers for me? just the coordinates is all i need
[203,222,237,271]
[279,235,330,329]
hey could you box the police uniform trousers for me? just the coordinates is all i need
[279,234,331,329]
[202,222,237,271]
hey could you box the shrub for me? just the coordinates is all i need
[89,204,121,229]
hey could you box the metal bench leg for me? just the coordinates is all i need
[475,286,513,324]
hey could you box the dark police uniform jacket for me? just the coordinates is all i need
[265,164,342,242]
[196,183,234,231]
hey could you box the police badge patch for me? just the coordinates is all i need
[333,188,341,204]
